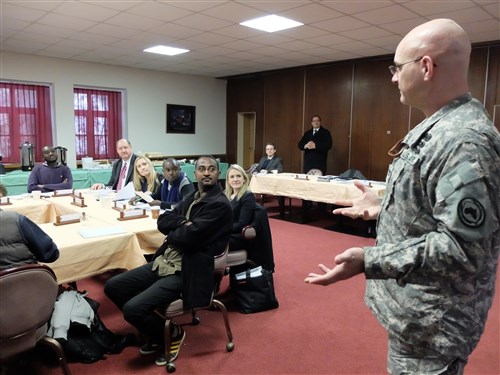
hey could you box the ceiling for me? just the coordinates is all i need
[1,1,499,78]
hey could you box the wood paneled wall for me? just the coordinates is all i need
[226,42,500,181]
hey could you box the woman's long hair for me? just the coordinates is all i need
[224,164,250,201]
[132,156,159,192]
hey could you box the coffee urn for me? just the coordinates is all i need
[55,146,67,165]
[20,142,35,171]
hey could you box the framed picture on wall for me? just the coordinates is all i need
[166,104,196,134]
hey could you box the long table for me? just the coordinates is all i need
[1,191,168,284]
[1,169,112,196]
[0,162,228,196]
[249,173,386,203]
[249,173,386,232]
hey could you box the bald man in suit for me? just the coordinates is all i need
[91,139,137,190]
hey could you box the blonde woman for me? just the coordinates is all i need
[130,156,163,203]
[225,164,256,251]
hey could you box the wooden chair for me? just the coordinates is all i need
[154,245,234,373]
[0,264,72,375]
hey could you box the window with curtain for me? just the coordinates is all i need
[0,82,53,163]
[74,88,122,160]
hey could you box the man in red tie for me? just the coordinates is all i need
[91,139,137,190]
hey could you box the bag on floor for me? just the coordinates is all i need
[231,266,279,314]
[48,290,135,363]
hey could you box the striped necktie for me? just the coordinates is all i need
[117,162,127,191]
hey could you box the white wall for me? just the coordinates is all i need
[1,52,227,168]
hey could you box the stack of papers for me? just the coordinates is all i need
[113,182,136,201]
[235,266,263,280]
[135,191,154,203]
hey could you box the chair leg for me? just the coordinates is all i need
[211,299,234,351]
[39,336,72,375]
[163,318,173,360]
[158,300,235,373]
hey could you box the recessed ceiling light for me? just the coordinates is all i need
[240,14,303,33]
[143,45,189,56]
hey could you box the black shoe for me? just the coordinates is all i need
[139,341,159,355]
[155,353,168,366]
[155,326,186,366]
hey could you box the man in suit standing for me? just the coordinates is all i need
[297,115,332,175]
[255,143,284,173]
[91,139,137,190]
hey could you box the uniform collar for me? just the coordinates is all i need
[403,93,472,148]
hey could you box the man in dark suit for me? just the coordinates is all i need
[297,115,333,175]
[91,139,137,190]
[255,143,284,173]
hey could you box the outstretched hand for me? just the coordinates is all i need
[304,247,365,286]
[332,180,381,220]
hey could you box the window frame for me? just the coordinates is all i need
[73,86,125,160]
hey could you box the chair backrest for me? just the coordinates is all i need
[247,204,275,271]
[307,168,323,176]
[0,264,59,360]
[242,225,256,240]
[246,163,259,175]
[339,169,366,180]
[214,243,229,275]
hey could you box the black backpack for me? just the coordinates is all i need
[58,296,135,363]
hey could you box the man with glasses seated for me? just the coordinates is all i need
[104,155,232,367]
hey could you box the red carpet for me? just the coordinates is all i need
[7,205,499,375]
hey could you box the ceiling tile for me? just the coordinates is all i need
[172,13,233,32]
[52,2,119,22]
[315,16,370,33]
[0,0,497,78]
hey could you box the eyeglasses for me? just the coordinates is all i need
[388,57,423,75]
[196,166,218,173]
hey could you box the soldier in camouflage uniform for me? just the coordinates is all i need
[305,19,500,375]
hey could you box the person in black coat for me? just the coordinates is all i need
[224,164,256,251]
[226,164,276,272]
[104,156,232,366]
[297,115,333,175]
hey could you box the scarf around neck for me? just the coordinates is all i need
[161,171,184,203]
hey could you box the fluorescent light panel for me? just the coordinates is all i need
[240,14,303,33]
[143,45,189,56]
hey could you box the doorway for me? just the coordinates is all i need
[237,112,256,168]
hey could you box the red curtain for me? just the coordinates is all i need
[0,82,53,163]
[74,88,122,159]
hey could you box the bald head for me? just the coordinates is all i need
[394,19,471,116]
[400,19,470,72]
[162,158,181,182]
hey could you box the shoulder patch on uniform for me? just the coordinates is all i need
[458,198,485,227]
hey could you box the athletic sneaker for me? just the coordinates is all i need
[139,341,160,355]
[155,327,186,366]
